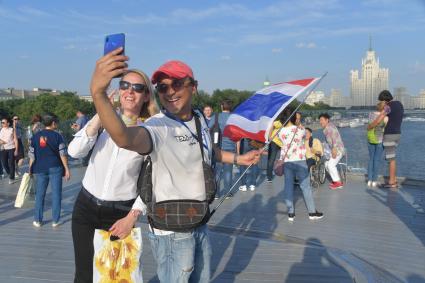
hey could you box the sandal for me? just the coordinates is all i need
[380,182,399,189]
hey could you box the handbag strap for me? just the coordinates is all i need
[193,113,206,162]
[279,126,299,162]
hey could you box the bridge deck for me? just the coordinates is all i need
[0,164,424,282]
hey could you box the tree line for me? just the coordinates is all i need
[0,89,332,125]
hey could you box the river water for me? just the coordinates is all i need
[314,121,425,181]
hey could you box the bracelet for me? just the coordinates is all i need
[233,154,238,165]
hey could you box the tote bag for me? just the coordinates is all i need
[93,228,143,283]
[14,173,34,208]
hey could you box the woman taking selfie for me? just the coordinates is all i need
[68,69,158,282]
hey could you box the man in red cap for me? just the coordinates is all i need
[90,48,260,282]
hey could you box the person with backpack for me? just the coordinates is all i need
[89,49,260,282]
[366,101,387,187]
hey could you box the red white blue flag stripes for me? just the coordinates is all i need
[223,77,320,142]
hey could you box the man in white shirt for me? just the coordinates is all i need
[90,48,260,282]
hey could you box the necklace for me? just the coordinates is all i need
[121,114,138,126]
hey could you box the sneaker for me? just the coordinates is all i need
[52,222,61,228]
[33,221,42,228]
[266,179,273,183]
[8,179,17,185]
[371,181,378,187]
[239,185,247,192]
[309,211,324,220]
[288,213,295,222]
[249,185,256,191]
[367,180,372,187]
[214,195,219,200]
[225,193,233,199]
[329,181,343,190]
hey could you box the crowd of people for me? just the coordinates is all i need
[1,44,405,282]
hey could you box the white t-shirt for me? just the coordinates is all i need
[144,111,212,204]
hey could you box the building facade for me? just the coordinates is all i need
[350,45,389,107]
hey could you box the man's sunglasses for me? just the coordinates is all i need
[119,81,148,93]
[155,78,195,94]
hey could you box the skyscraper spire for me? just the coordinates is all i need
[369,35,372,51]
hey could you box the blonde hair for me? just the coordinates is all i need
[376,101,386,111]
[120,69,159,120]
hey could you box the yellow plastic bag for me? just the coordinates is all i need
[93,228,143,283]
[14,173,34,208]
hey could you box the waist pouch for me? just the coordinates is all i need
[147,199,210,232]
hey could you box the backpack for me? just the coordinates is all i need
[209,113,221,148]
[137,113,217,232]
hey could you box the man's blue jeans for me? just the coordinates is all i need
[34,166,63,223]
[367,142,384,181]
[283,161,316,214]
[147,224,211,283]
[215,162,233,197]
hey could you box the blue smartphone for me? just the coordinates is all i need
[104,33,125,55]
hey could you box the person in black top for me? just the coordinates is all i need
[368,90,404,188]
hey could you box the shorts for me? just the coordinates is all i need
[383,134,400,161]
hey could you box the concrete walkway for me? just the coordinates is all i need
[0,164,424,282]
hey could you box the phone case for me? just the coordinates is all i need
[104,33,125,55]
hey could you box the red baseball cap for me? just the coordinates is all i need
[151,60,194,84]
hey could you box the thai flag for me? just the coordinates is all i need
[223,77,320,142]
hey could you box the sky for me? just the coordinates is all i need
[1,0,425,97]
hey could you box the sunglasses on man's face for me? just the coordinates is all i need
[119,81,148,93]
[155,78,193,94]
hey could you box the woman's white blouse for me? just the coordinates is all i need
[68,120,146,214]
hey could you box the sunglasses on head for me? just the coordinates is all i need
[119,81,148,93]
[155,78,195,94]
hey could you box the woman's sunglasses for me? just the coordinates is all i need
[119,81,148,93]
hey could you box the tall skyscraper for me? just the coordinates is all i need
[350,38,389,107]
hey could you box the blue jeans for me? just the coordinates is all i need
[147,225,211,283]
[34,166,63,223]
[215,162,233,197]
[367,143,384,181]
[267,143,280,181]
[239,164,259,187]
[283,161,316,214]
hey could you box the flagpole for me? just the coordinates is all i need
[210,72,327,217]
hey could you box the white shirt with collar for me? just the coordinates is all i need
[68,118,146,213]
[0,127,15,150]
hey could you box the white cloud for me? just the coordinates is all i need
[18,6,49,17]
[272,48,283,53]
[296,42,317,48]
[220,55,231,61]
[63,44,76,50]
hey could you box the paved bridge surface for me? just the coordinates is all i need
[0,163,424,283]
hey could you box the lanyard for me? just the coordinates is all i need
[163,110,209,151]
